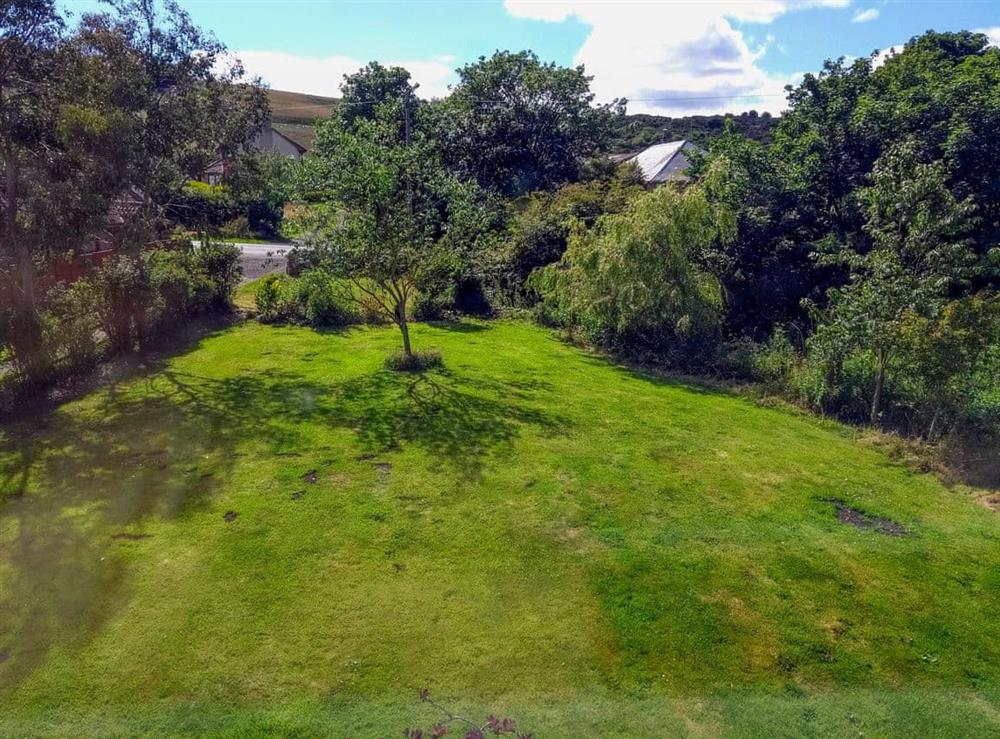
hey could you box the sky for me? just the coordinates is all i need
[60,1,1000,115]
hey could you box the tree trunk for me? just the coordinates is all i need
[4,152,35,313]
[398,311,412,356]
[927,406,941,442]
[870,348,887,425]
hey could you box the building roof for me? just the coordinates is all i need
[627,140,696,184]
[272,127,308,155]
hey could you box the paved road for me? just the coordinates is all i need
[231,242,290,282]
[193,241,292,282]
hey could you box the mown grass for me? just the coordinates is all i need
[1,320,998,737]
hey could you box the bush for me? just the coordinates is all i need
[42,281,100,374]
[169,181,237,231]
[196,241,242,308]
[0,304,49,384]
[384,349,442,372]
[90,255,158,351]
[254,271,356,327]
[411,288,452,321]
[147,248,214,321]
[219,216,251,239]
[751,327,797,392]
[255,273,295,322]
[299,270,355,326]
[530,183,732,367]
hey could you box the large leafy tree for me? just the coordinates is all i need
[74,0,268,251]
[810,145,978,424]
[336,61,415,133]
[1,0,64,326]
[435,50,624,197]
[1,0,133,374]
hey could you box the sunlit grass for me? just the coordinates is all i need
[1,320,998,736]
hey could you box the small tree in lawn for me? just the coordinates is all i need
[297,95,462,361]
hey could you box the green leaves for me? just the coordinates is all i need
[532,183,729,362]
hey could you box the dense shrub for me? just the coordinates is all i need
[147,248,215,320]
[42,281,101,373]
[299,270,355,326]
[169,181,237,232]
[90,255,158,351]
[254,271,355,327]
[411,288,453,321]
[254,273,295,322]
[196,241,242,308]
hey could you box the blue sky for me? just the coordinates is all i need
[60,1,1000,114]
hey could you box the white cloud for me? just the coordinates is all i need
[852,8,879,23]
[228,50,457,100]
[503,0,851,115]
[975,26,1000,47]
[872,44,902,68]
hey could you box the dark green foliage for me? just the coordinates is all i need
[687,30,1000,438]
[434,50,624,197]
[487,164,644,306]
[224,152,297,238]
[89,254,157,351]
[196,241,242,308]
[609,109,779,153]
[146,247,215,320]
[168,181,238,232]
[253,271,356,327]
[335,61,414,133]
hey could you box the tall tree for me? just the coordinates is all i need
[75,0,269,252]
[336,61,415,133]
[436,50,624,196]
[0,0,64,338]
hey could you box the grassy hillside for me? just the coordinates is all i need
[268,89,338,151]
[1,320,999,736]
[268,88,338,125]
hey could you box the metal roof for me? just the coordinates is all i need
[628,140,693,183]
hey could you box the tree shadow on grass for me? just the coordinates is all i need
[327,368,565,479]
[0,361,567,690]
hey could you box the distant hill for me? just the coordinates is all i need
[268,89,339,151]
[609,111,780,154]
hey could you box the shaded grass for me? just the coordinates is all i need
[1,320,998,736]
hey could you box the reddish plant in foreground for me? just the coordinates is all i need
[402,689,533,739]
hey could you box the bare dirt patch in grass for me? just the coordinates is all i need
[980,493,1000,513]
[824,498,908,536]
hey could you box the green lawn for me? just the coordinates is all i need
[1,320,999,737]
